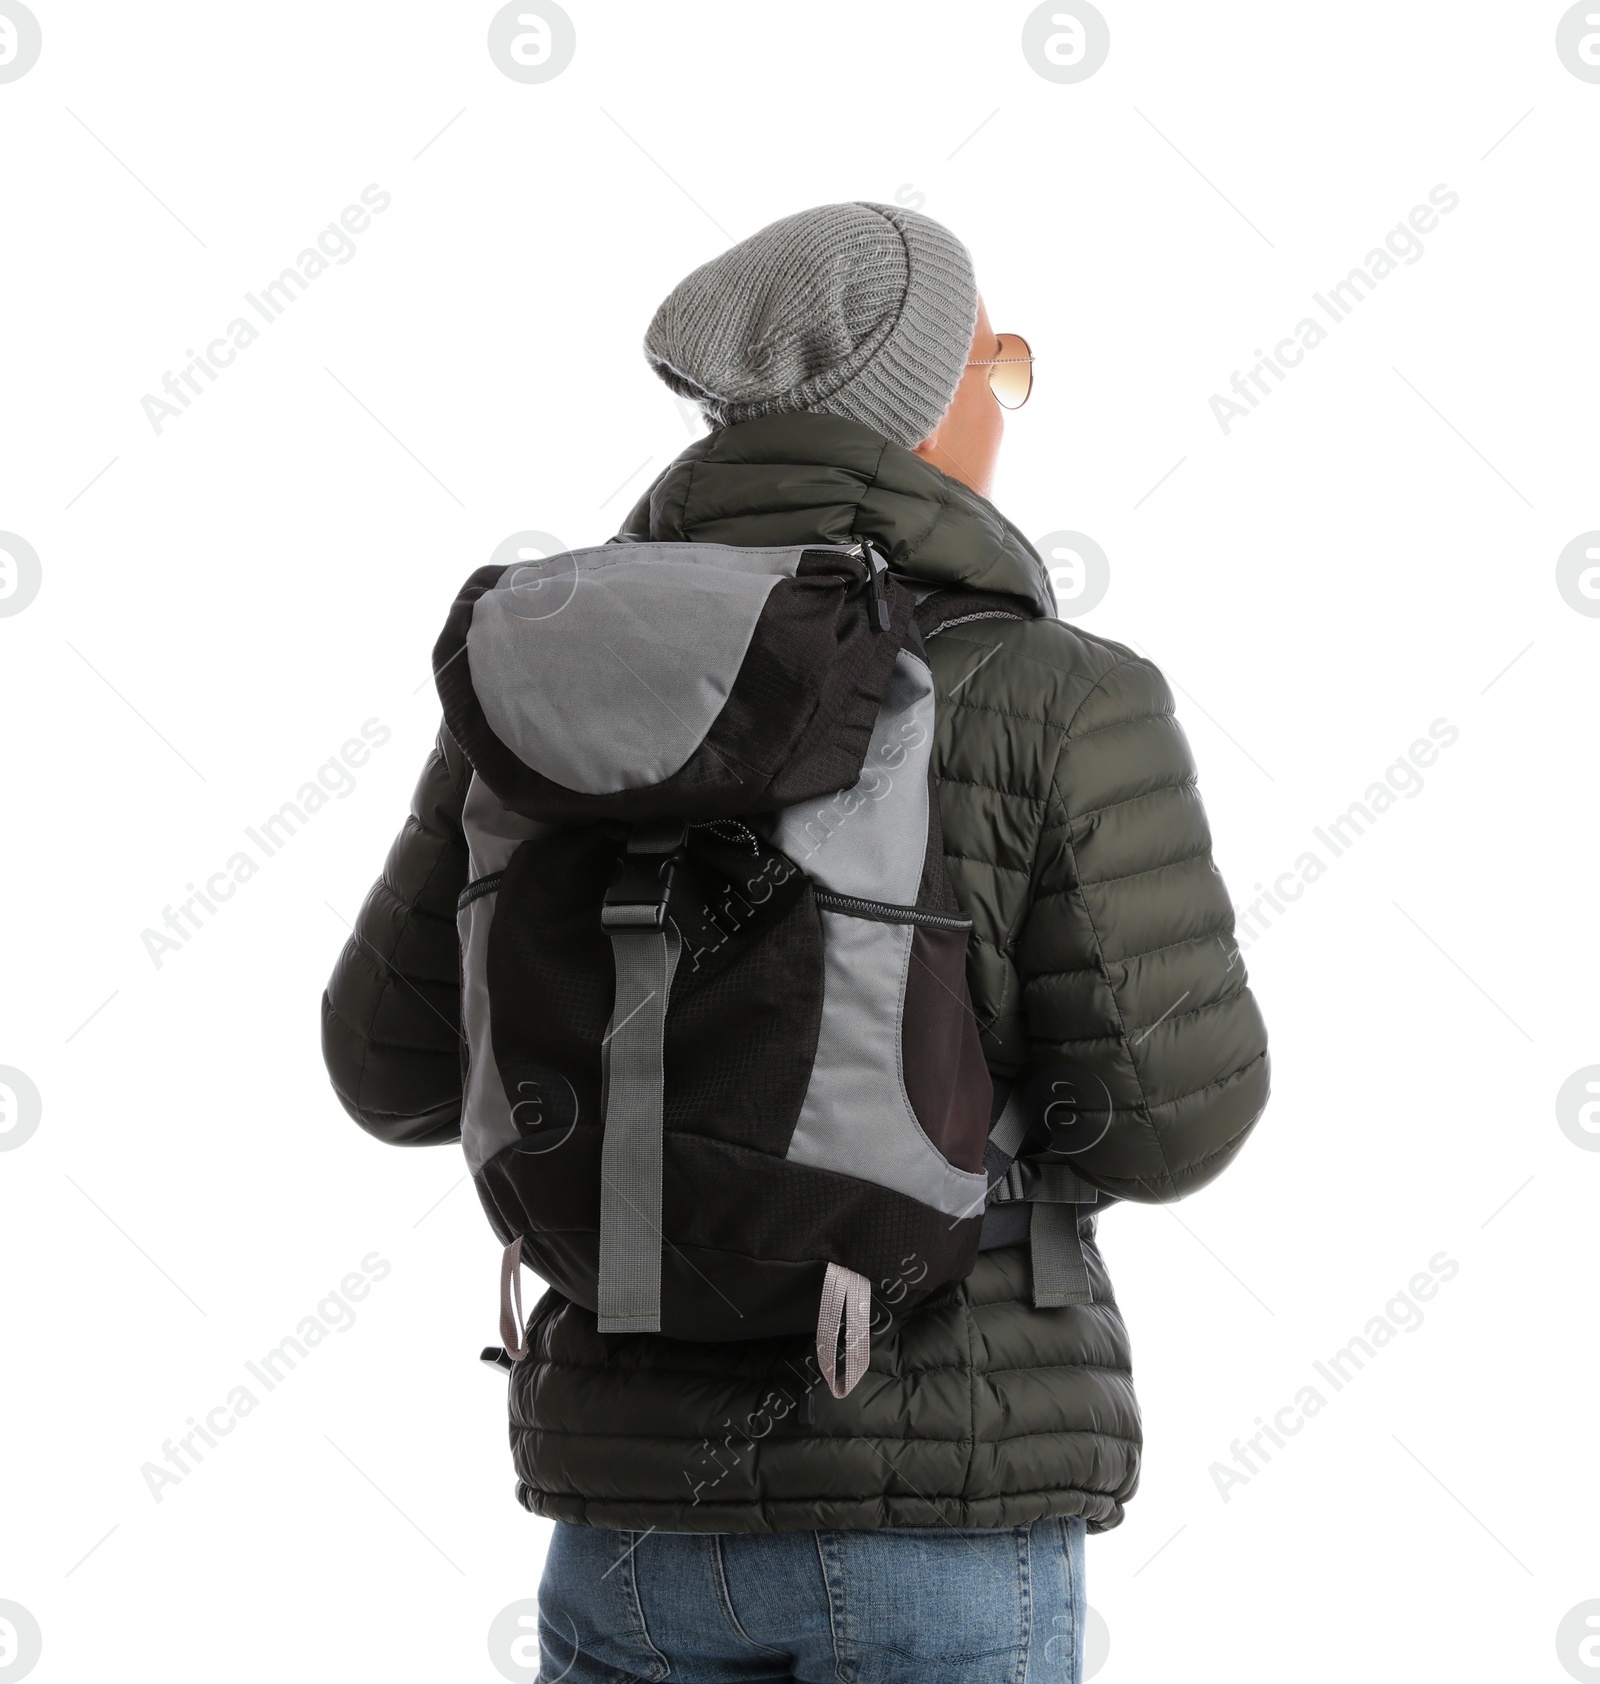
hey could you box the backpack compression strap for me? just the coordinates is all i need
[985,1078,1101,1309]
[596,821,687,1334]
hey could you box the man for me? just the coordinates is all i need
[323,201,1269,1683]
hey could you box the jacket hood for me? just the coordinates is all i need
[616,412,1057,618]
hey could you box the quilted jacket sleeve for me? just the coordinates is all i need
[1015,652,1269,1202]
[320,726,471,1145]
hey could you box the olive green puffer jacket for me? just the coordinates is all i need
[322,413,1269,1534]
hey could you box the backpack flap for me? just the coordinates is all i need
[434,541,912,823]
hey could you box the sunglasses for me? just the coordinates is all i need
[967,331,1034,409]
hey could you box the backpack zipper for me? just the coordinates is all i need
[802,540,892,631]
[854,541,893,633]
[813,889,973,932]
[689,818,762,852]
[458,871,503,910]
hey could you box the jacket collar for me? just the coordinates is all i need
[617,412,1056,618]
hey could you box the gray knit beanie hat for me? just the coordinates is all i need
[644,201,978,449]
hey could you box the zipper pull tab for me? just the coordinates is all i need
[860,542,892,633]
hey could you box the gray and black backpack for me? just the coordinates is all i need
[435,539,1006,1396]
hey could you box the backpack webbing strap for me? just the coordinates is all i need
[816,1262,873,1398]
[1028,1202,1095,1308]
[985,1114,1101,1308]
[499,1236,528,1359]
[988,1080,1033,1162]
[1014,1163,1101,1205]
[596,823,686,1335]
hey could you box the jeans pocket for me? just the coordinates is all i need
[817,1525,1030,1682]
[536,1524,669,1683]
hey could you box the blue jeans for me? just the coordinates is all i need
[535,1517,1087,1683]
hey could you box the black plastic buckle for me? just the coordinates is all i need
[601,823,687,931]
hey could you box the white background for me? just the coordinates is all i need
[2,3,1597,1680]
